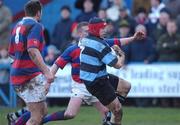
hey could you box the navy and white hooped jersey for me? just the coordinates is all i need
[79,35,119,84]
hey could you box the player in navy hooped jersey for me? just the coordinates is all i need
[79,17,145,125]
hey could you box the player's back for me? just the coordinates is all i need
[9,17,44,85]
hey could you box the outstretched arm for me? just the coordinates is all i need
[120,31,145,46]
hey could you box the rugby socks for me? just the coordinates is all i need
[43,110,66,123]
[116,93,126,104]
[15,111,30,125]
[15,110,67,125]
[103,111,112,125]
[7,107,28,122]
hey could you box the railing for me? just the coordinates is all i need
[0,64,16,107]
[1,63,180,107]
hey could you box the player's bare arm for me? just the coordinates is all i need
[50,64,59,75]
[120,31,145,46]
[28,48,54,83]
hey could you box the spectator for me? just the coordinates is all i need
[151,8,171,41]
[165,0,180,18]
[106,0,124,21]
[157,20,180,62]
[45,45,60,66]
[117,20,131,38]
[104,19,117,38]
[0,49,11,84]
[135,7,149,25]
[135,7,155,36]
[124,24,156,64]
[148,0,165,24]
[52,5,73,52]
[75,0,97,22]
[0,0,12,50]
[98,8,107,20]
[114,6,137,35]
[156,20,180,107]
[123,24,156,107]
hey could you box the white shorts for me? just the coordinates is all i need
[13,74,46,103]
[71,82,98,105]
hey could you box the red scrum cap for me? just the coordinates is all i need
[88,17,107,37]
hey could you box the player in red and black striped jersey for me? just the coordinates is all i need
[8,1,54,125]
[9,17,44,85]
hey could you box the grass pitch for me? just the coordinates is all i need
[0,106,180,125]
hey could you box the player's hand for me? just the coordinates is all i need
[44,71,55,83]
[44,82,51,95]
[133,31,145,40]
[112,45,125,56]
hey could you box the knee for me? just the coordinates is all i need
[120,80,131,94]
[125,81,131,93]
[64,112,76,119]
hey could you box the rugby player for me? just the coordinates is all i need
[8,1,54,125]
[79,17,144,125]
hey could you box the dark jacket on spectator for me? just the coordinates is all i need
[52,18,73,52]
[152,23,167,42]
[123,37,156,63]
[157,33,180,61]
[0,4,12,49]
[76,11,97,22]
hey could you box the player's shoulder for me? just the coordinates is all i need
[66,43,79,52]
[17,18,42,28]
[32,22,44,31]
[82,36,107,49]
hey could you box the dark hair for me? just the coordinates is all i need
[77,22,88,31]
[60,5,71,13]
[137,7,146,14]
[89,17,105,24]
[160,8,171,17]
[24,0,42,17]
[157,0,162,3]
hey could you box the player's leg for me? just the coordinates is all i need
[93,101,112,125]
[45,97,82,122]
[7,107,28,125]
[116,78,131,98]
[85,77,122,125]
[42,85,84,124]
[14,111,31,125]
[93,101,109,119]
[14,74,47,125]
[109,74,131,103]
[26,101,47,125]
[108,74,131,124]
[106,98,122,125]
[64,97,83,119]
[43,97,83,123]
